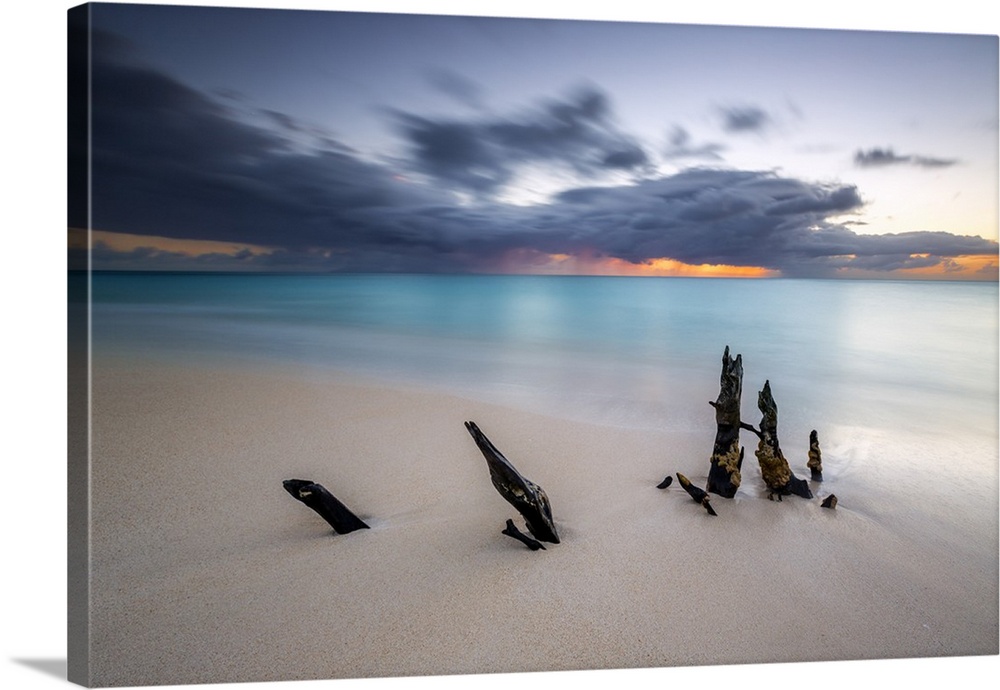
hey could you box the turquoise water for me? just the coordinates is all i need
[88,272,998,434]
[88,272,995,410]
[86,271,998,528]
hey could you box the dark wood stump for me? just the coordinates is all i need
[706,346,745,498]
[807,429,823,481]
[465,421,560,544]
[752,381,812,500]
[821,494,838,509]
[282,479,369,534]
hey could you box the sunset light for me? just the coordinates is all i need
[69,5,998,279]
[512,253,777,278]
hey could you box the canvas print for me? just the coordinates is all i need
[67,2,999,687]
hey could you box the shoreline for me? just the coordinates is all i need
[85,353,998,686]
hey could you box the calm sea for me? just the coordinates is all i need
[83,271,998,534]
[86,272,997,433]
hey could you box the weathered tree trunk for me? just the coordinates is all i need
[282,479,370,534]
[707,346,745,498]
[807,429,823,481]
[677,472,718,516]
[465,421,560,544]
[502,519,546,550]
[753,381,813,500]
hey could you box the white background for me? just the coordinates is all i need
[3,1,997,689]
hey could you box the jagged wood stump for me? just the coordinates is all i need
[465,421,560,544]
[282,479,369,534]
[807,429,823,481]
[753,381,812,500]
[706,346,745,498]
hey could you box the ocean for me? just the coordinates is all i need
[86,272,995,422]
[86,272,998,519]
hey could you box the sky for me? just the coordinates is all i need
[69,1,1000,278]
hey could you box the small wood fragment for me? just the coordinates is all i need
[676,472,717,516]
[502,519,546,550]
[807,429,823,481]
[821,494,838,509]
[656,475,673,489]
[282,479,369,534]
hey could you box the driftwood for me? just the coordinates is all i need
[707,346,745,498]
[752,381,813,500]
[655,475,673,489]
[464,421,560,544]
[821,494,838,509]
[807,429,823,481]
[676,473,717,516]
[282,479,369,534]
[502,519,546,550]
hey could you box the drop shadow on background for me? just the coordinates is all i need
[13,658,67,680]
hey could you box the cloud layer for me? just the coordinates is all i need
[854,147,959,169]
[74,23,996,278]
[391,86,651,195]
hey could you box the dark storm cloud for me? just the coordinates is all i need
[720,105,771,133]
[602,145,650,170]
[392,86,651,194]
[82,26,996,277]
[854,147,959,169]
[85,25,457,254]
[764,184,863,215]
[392,114,504,192]
[502,170,994,276]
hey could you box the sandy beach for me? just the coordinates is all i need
[85,353,998,687]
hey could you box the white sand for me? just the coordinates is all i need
[86,355,998,687]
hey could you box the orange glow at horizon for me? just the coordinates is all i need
[504,250,776,278]
[835,254,998,280]
[514,250,998,280]
[635,257,776,278]
[72,229,997,280]
[79,229,274,257]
